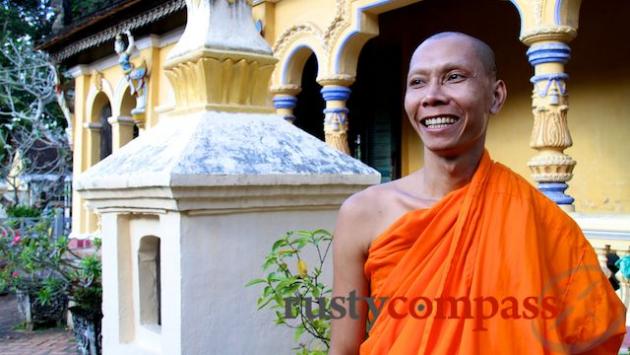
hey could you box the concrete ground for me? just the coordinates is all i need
[0,293,77,354]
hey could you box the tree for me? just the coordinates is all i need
[0,0,56,41]
[0,37,71,207]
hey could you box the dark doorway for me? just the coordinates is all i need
[348,38,403,182]
[293,54,325,141]
[99,104,112,161]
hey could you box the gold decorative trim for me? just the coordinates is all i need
[521,26,577,45]
[92,71,104,92]
[270,84,301,96]
[164,49,277,114]
[317,74,355,87]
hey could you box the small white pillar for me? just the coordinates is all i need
[77,1,379,354]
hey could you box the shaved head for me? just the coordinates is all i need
[420,32,497,80]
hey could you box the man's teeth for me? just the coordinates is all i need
[424,117,457,128]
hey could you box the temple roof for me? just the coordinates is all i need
[38,0,185,66]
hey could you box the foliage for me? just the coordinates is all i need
[71,0,118,22]
[6,204,41,218]
[0,215,102,318]
[247,230,333,355]
[0,216,66,305]
[0,0,56,42]
[0,37,72,206]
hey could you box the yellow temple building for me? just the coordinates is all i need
[39,0,630,237]
[37,0,629,353]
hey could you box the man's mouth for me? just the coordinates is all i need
[420,116,460,129]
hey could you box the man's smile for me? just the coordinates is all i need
[420,115,461,129]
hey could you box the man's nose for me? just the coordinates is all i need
[421,82,448,107]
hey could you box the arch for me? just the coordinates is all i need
[85,77,114,124]
[328,0,421,79]
[120,87,136,118]
[275,36,326,87]
[113,77,136,118]
[506,0,526,35]
[88,92,111,124]
[327,0,525,79]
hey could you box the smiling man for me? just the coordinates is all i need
[330,32,626,355]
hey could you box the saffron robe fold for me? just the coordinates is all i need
[361,151,626,355]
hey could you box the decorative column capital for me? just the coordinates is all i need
[521,28,576,47]
[317,75,355,88]
[107,116,136,126]
[270,84,301,97]
[272,94,298,124]
[526,42,571,66]
[320,85,351,102]
[83,122,103,131]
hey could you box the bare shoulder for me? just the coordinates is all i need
[335,180,406,255]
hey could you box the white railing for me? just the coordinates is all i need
[571,212,630,353]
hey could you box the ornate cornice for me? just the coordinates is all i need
[272,23,325,54]
[273,0,348,57]
[50,0,185,62]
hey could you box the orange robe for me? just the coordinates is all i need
[361,151,626,355]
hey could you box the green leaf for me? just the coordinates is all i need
[271,238,288,252]
[245,278,267,287]
[263,285,273,297]
[257,296,273,310]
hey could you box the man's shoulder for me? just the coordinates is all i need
[336,180,405,251]
[339,181,398,221]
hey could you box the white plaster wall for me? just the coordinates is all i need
[102,208,337,355]
[178,208,337,355]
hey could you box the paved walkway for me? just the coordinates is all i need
[0,293,77,354]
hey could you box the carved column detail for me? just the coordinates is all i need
[526,41,576,210]
[321,85,351,154]
[271,85,301,123]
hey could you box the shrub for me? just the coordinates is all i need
[6,205,41,218]
[247,230,332,355]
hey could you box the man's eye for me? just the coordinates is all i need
[409,78,425,86]
[446,73,464,82]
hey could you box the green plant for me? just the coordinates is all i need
[247,230,333,355]
[0,217,64,301]
[0,216,67,328]
[0,215,102,321]
[6,205,41,218]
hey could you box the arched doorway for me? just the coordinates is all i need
[348,0,525,177]
[99,103,112,161]
[293,53,325,141]
[120,87,139,139]
[348,38,403,182]
[90,91,113,162]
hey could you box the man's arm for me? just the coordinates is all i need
[330,196,372,355]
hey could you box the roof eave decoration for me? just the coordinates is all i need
[43,0,185,63]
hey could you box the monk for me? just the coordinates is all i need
[330,32,626,355]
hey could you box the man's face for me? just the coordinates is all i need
[404,36,504,156]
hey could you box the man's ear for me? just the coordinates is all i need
[490,79,507,114]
